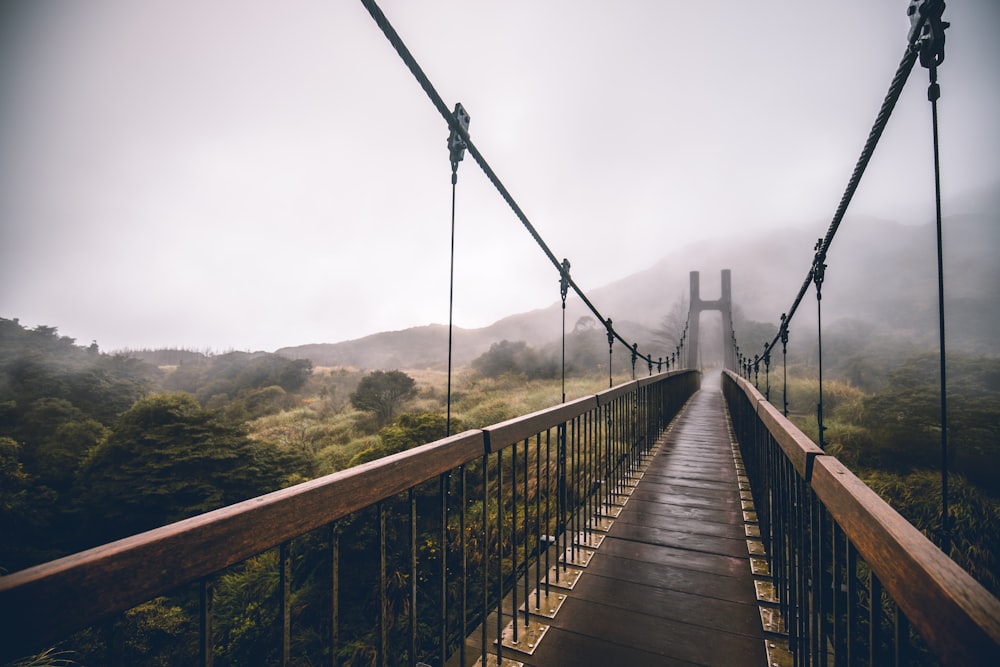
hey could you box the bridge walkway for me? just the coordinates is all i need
[497,372,768,666]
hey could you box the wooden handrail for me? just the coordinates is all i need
[0,430,486,659]
[0,371,699,663]
[812,457,1000,665]
[722,370,1000,665]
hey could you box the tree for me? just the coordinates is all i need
[471,340,557,379]
[349,370,417,426]
[653,297,689,359]
[76,394,309,544]
[349,413,454,467]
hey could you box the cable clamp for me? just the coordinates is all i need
[559,259,571,303]
[447,102,471,170]
[907,0,949,68]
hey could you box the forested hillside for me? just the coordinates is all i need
[0,319,314,572]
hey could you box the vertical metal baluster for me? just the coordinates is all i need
[846,542,857,667]
[378,503,387,667]
[460,465,467,667]
[831,522,842,667]
[604,403,612,521]
[558,422,567,577]
[410,489,417,667]
[812,494,822,665]
[870,573,883,666]
[511,441,519,643]
[200,578,213,667]
[569,417,577,562]
[331,524,340,667]
[481,453,489,667]
[523,437,530,626]
[544,429,552,594]
[791,474,803,666]
[535,432,543,610]
[440,472,448,664]
[496,447,505,665]
[584,410,593,541]
[893,602,909,667]
[280,541,291,667]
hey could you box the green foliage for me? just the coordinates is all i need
[163,351,312,407]
[859,353,1000,492]
[0,319,159,571]
[348,412,454,467]
[471,340,557,379]
[119,598,198,666]
[9,647,78,667]
[861,469,1000,597]
[349,370,417,426]
[0,319,156,426]
[76,393,310,543]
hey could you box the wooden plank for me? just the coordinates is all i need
[523,623,693,667]
[571,572,764,638]
[544,595,765,666]
[586,549,757,604]
[0,429,486,662]
[483,395,596,452]
[608,522,751,559]
[811,456,1000,666]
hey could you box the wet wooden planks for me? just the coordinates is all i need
[524,373,766,666]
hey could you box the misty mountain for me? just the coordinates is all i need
[278,183,999,370]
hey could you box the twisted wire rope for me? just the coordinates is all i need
[361,0,663,365]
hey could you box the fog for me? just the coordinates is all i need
[1,1,997,352]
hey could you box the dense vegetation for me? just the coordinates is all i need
[746,332,1000,597]
[2,312,998,665]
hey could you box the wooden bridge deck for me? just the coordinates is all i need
[510,372,767,666]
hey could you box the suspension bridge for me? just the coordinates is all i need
[2,1,999,665]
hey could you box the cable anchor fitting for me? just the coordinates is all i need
[907,0,949,69]
[447,102,471,182]
[559,259,571,306]
[812,238,827,300]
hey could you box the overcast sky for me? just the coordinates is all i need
[2,0,997,352]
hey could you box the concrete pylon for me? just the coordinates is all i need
[687,269,735,370]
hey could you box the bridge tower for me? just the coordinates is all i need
[687,269,735,371]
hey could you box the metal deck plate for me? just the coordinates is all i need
[602,503,623,517]
[519,589,567,619]
[473,654,523,667]
[575,532,605,549]
[750,556,771,576]
[547,565,582,590]
[589,516,615,532]
[499,619,549,655]
[747,538,766,556]
[765,638,793,667]
[563,547,594,567]
[754,579,779,604]
[760,606,786,635]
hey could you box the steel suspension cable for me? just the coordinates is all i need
[927,56,950,555]
[360,0,660,367]
[446,104,470,437]
[762,27,927,357]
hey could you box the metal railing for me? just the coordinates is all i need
[0,370,699,666]
[723,370,1000,667]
